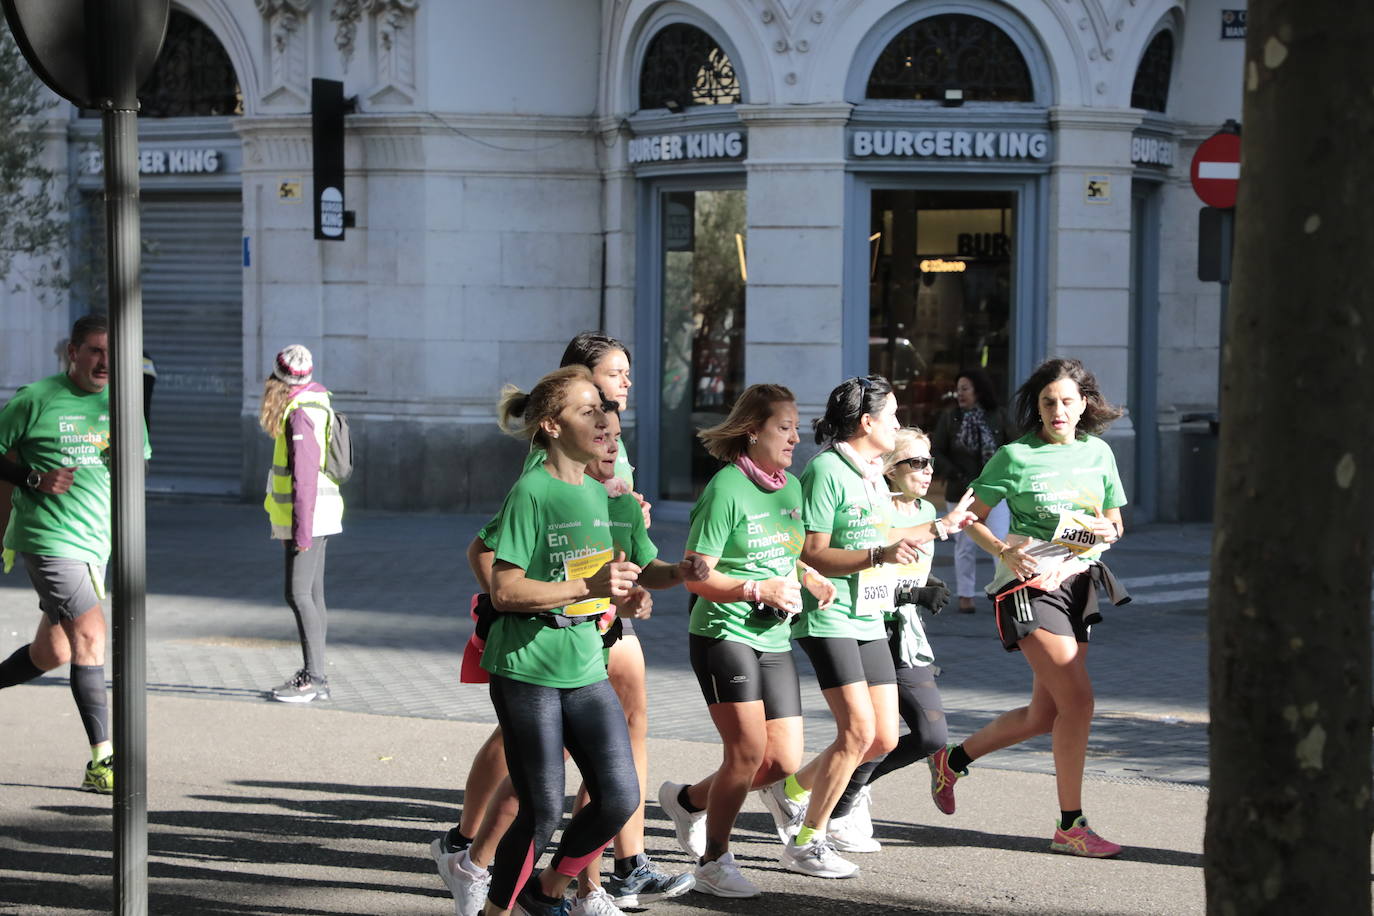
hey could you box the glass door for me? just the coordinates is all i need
[658,189,748,501]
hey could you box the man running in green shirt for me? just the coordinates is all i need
[0,314,148,794]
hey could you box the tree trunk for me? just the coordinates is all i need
[1206,3,1374,912]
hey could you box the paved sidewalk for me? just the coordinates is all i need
[0,501,1220,913]
[1,686,1207,916]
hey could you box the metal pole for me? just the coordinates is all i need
[99,2,148,912]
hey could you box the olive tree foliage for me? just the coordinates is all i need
[1205,2,1374,912]
[0,22,67,299]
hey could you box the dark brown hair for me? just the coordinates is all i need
[1013,358,1123,437]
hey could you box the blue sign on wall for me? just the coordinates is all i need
[1220,9,1247,40]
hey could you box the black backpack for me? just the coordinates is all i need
[324,408,354,484]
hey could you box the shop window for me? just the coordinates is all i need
[866,14,1033,102]
[1130,31,1174,113]
[638,23,741,111]
[869,189,1015,500]
[139,10,243,117]
[659,189,747,501]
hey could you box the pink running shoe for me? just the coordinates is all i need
[1050,816,1122,858]
[926,745,965,815]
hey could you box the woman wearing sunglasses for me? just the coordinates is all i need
[758,376,976,877]
[821,427,958,852]
[925,358,1127,858]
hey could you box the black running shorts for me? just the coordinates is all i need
[688,634,802,720]
[991,570,1100,653]
[796,635,898,690]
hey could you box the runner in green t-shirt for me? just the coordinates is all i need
[826,427,959,853]
[435,336,699,915]
[0,315,150,796]
[657,384,837,900]
[476,365,644,916]
[927,358,1129,860]
[758,376,975,880]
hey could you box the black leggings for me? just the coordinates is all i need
[284,537,328,677]
[833,662,947,818]
[487,674,639,911]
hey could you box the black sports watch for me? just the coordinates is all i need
[25,469,41,490]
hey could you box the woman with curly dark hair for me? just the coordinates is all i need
[924,358,1129,858]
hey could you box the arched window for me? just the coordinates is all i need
[638,23,740,111]
[139,10,242,117]
[866,14,1033,102]
[1130,31,1174,113]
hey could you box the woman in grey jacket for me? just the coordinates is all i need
[930,369,1014,612]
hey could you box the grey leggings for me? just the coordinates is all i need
[284,537,328,678]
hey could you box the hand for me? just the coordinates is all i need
[941,488,979,533]
[634,491,652,529]
[999,542,1038,581]
[1088,506,1119,543]
[758,576,802,616]
[616,587,654,619]
[677,554,710,583]
[909,575,951,615]
[801,567,836,609]
[38,467,76,495]
[882,537,922,566]
[587,550,641,599]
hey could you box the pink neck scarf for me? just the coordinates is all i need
[735,454,788,492]
[835,441,885,485]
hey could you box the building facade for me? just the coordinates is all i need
[0,0,1245,519]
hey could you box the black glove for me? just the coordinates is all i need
[907,575,951,615]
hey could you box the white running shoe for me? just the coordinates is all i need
[570,887,626,916]
[657,780,706,858]
[827,811,882,853]
[429,839,490,916]
[693,852,761,898]
[780,836,861,878]
[757,781,805,844]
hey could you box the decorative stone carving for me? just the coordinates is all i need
[361,0,419,107]
[257,0,311,107]
[331,0,362,72]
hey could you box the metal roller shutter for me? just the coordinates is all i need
[88,193,244,494]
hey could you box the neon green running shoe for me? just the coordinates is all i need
[82,755,114,795]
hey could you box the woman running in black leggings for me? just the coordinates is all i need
[481,365,641,916]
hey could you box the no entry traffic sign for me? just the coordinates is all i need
[1190,131,1241,209]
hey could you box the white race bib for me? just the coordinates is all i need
[855,565,898,618]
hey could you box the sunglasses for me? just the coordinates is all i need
[893,456,933,471]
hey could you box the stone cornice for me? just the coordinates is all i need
[1049,106,1144,132]
[736,103,855,127]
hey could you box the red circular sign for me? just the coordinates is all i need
[1190,132,1241,209]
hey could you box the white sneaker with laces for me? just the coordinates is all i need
[780,836,861,878]
[657,780,706,858]
[428,839,490,916]
[693,852,761,898]
[757,781,805,844]
[570,887,626,916]
[827,811,882,853]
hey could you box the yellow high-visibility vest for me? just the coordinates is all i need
[263,391,343,540]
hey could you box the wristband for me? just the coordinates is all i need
[933,519,949,541]
[742,579,760,602]
[869,546,884,568]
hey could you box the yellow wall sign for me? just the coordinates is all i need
[278,178,303,202]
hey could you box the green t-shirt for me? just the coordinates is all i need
[519,435,634,488]
[686,464,804,653]
[0,374,151,566]
[791,448,890,641]
[608,490,657,567]
[480,467,614,689]
[970,432,1127,542]
[885,497,937,623]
